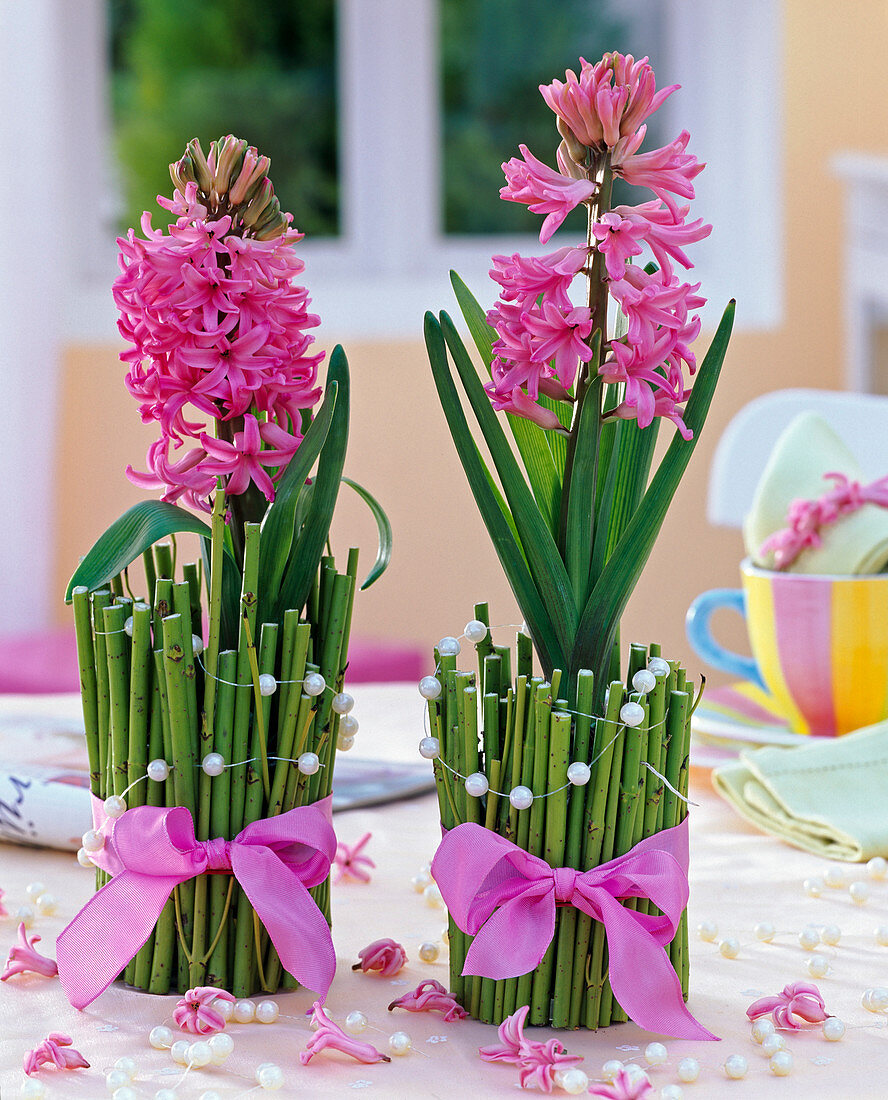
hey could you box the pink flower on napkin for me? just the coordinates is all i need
[479,1005,582,1092]
[1,923,59,981]
[589,1066,655,1099]
[300,1001,390,1065]
[747,981,829,1029]
[334,832,376,884]
[23,1033,89,1075]
[173,986,235,1034]
[388,979,468,1022]
[353,938,407,976]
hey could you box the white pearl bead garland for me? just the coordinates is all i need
[419,941,440,962]
[619,701,645,727]
[555,1068,590,1094]
[201,752,226,777]
[35,892,57,915]
[798,925,820,950]
[423,883,445,908]
[106,1068,132,1091]
[867,855,887,879]
[850,880,870,905]
[256,1062,285,1089]
[411,869,432,892]
[419,676,443,700]
[754,921,775,942]
[464,619,488,643]
[149,1025,174,1049]
[169,1039,189,1064]
[769,1050,793,1076]
[804,876,824,897]
[147,758,170,782]
[719,937,740,959]
[750,1018,775,1044]
[25,882,45,899]
[208,1031,234,1063]
[437,636,461,657]
[824,867,845,888]
[677,1056,700,1081]
[186,1040,212,1067]
[82,828,105,852]
[465,772,489,797]
[104,794,127,818]
[191,634,204,656]
[723,1053,748,1079]
[761,1033,787,1056]
[632,669,657,694]
[643,1042,667,1065]
[16,905,35,928]
[661,1088,684,1100]
[340,714,359,736]
[338,734,355,751]
[297,752,320,775]
[862,987,888,1012]
[388,1031,412,1055]
[418,736,440,759]
[601,1059,623,1081]
[256,999,280,1024]
[807,954,829,978]
[820,924,841,946]
[112,1088,138,1100]
[696,919,718,942]
[345,1010,368,1035]
[212,996,234,1021]
[114,1056,137,1079]
[647,657,670,677]
[303,672,326,697]
[233,999,256,1023]
[509,785,534,810]
[77,846,93,867]
[823,1016,845,1041]
[154,1090,177,1100]
[875,925,888,946]
[258,673,277,696]
[566,761,591,785]
[198,1092,223,1100]
[332,691,355,714]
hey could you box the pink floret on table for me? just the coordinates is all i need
[23,1033,89,1075]
[173,985,235,1035]
[353,937,407,976]
[388,979,467,1022]
[300,1001,390,1065]
[1,922,58,981]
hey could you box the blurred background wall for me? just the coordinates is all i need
[3,0,887,684]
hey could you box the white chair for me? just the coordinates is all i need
[708,388,888,527]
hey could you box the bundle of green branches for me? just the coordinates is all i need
[426,605,697,1029]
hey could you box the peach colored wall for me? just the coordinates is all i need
[53,2,888,683]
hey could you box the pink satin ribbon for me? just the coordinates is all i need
[431,818,717,1041]
[56,796,337,1010]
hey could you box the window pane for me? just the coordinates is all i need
[440,0,664,235]
[109,0,338,236]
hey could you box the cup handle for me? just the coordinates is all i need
[685,588,765,690]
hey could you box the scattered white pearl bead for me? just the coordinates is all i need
[509,785,534,810]
[754,921,776,942]
[332,692,355,714]
[303,672,326,697]
[297,752,320,775]
[233,999,256,1023]
[803,876,824,897]
[104,794,127,818]
[438,636,461,657]
[761,1034,787,1056]
[124,617,134,637]
[16,905,34,928]
[465,772,489,798]
[82,828,105,853]
[35,893,57,916]
[723,1053,748,1079]
[807,954,829,978]
[201,752,226,777]
[566,761,591,786]
[418,736,440,760]
[345,1010,368,1035]
[867,856,887,879]
[824,867,845,888]
[411,869,432,892]
[632,669,657,694]
[112,1088,138,1100]
[643,1042,668,1066]
[114,1056,138,1079]
[751,1018,775,1044]
[191,634,204,656]
[622,1064,645,1083]
[423,883,444,909]
[106,1069,132,1091]
[464,619,488,643]
[256,999,279,1024]
[648,657,671,677]
[677,1056,700,1082]
[208,1031,234,1063]
[798,925,820,950]
[76,846,93,868]
[338,734,355,751]
[340,714,359,737]
[169,1039,190,1065]
[620,701,645,727]
[419,941,440,963]
[556,1068,590,1095]
[822,1016,845,1041]
[719,937,740,959]
[769,1050,793,1077]
[186,1040,212,1067]
[863,987,888,1012]
[154,1090,178,1100]
[875,925,888,946]
[25,882,45,900]
[258,673,277,696]
[212,996,234,1021]
[696,920,718,943]
[601,1060,623,1082]
[850,880,870,905]
[820,924,841,945]
[149,1025,174,1049]
[147,758,170,782]
[661,1088,684,1100]
[198,1092,223,1100]
[256,1062,285,1090]
[21,1080,47,1099]
[389,1031,412,1055]
[418,676,443,701]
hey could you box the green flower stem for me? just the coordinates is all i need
[147,648,177,992]
[172,581,198,737]
[72,588,100,793]
[517,630,533,679]
[268,619,311,815]
[153,541,174,581]
[134,674,166,990]
[514,681,546,1013]
[526,685,554,1024]
[282,694,315,812]
[229,524,261,835]
[103,604,130,799]
[663,688,691,986]
[91,590,112,795]
[482,688,499,767]
[501,677,527,842]
[202,489,227,743]
[206,650,237,988]
[462,686,480,826]
[126,603,153,801]
[484,759,502,831]
[142,549,157,606]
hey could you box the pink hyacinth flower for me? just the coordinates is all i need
[0,889,7,917]
[747,982,830,1030]
[479,1005,583,1093]
[589,1066,655,1099]
[300,1001,390,1065]
[334,832,376,884]
[23,1033,89,1075]
[479,1003,529,1063]
[615,130,705,217]
[489,247,587,311]
[353,938,408,976]
[198,414,300,502]
[388,979,468,1022]
[485,382,564,431]
[1,922,59,981]
[501,145,596,243]
[173,986,235,1035]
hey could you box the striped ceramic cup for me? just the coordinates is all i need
[686,559,888,736]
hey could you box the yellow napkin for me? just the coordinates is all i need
[744,412,888,573]
[712,721,888,860]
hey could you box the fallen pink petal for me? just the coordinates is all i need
[23,1033,89,1075]
[300,1001,390,1065]
[589,1066,656,1098]
[353,938,407,976]
[479,1004,530,1064]
[516,1037,583,1093]
[334,832,376,884]
[747,982,830,1029]
[1,922,59,981]
[173,985,235,1034]
[388,979,468,1022]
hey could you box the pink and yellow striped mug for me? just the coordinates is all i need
[686,559,888,736]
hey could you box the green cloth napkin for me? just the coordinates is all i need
[743,412,888,573]
[712,721,888,860]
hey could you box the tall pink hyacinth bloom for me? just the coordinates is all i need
[300,1002,390,1065]
[1,922,59,980]
[115,136,324,512]
[483,51,709,439]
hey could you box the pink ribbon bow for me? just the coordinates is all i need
[56,796,336,1010]
[431,819,716,1041]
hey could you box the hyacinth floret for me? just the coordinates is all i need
[114,136,324,512]
[489,52,711,440]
